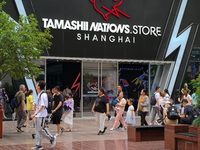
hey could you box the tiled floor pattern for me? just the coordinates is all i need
[0,117,167,150]
[0,140,166,150]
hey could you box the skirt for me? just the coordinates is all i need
[63,111,73,126]
[125,113,135,125]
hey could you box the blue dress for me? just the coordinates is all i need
[125,105,135,125]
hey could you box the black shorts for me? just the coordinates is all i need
[52,113,62,124]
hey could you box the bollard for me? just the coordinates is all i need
[0,105,3,138]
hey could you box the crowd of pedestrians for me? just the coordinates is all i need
[11,81,200,149]
[13,81,75,149]
[150,86,197,126]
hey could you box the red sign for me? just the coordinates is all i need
[90,0,130,20]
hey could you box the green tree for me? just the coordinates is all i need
[0,1,52,81]
[190,74,200,127]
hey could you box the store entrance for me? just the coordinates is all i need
[119,63,149,111]
[82,62,149,117]
[82,62,118,117]
[46,60,81,117]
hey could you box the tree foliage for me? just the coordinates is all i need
[0,1,52,80]
[190,75,200,108]
[190,74,200,127]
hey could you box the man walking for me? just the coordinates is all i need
[31,81,56,149]
[150,86,162,125]
[16,84,27,133]
[52,86,64,137]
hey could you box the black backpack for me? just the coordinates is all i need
[150,94,156,105]
[39,91,53,114]
[167,106,179,120]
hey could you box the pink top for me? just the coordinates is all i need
[183,94,192,105]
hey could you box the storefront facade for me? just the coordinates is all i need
[1,0,200,117]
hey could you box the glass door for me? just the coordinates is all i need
[82,62,99,117]
[82,62,118,117]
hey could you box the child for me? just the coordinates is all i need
[63,94,74,132]
[125,99,135,126]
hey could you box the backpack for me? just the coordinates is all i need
[150,94,156,105]
[39,91,53,114]
[10,92,21,109]
[167,106,179,120]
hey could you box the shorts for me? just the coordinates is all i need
[27,110,34,118]
[52,113,62,124]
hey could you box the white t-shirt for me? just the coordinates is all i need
[116,98,126,111]
[183,94,192,105]
[35,90,48,118]
[153,92,160,107]
[159,97,166,109]
[164,94,170,101]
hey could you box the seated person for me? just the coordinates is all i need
[179,99,195,125]
[163,101,178,125]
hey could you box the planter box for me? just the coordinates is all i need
[127,125,164,142]
[165,124,200,150]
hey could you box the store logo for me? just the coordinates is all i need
[90,0,130,20]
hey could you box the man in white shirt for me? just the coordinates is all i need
[150,86,162,125]
[31,81,56,150]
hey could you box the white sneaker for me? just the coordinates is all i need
[110,128,116,131]
[55,133,59,137]
[121,127,127,130]
[50,136,56,148]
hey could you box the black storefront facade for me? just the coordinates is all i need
[2,0,200,117]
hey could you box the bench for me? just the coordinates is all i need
[165,124,200,150]
[127,125,164,142]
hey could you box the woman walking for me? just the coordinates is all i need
[174,89,181,109]
[137,89,149,126]
[110,92,127,131]
[183,90,193,105]
[91,88,109,135]
[164,89,170,101]
[24,90,35,127]
[63,94,74,132]
[159,92,166,116]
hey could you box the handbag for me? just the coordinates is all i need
[138,110,143,116]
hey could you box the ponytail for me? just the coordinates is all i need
[27,89,33,96]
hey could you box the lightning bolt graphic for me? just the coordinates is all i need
[102,5,130,19]
[165,0,192,94]
[71,73,81,93]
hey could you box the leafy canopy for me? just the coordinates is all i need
[190,74,200,108]
[0,1,52,80]
[191,74,200,127]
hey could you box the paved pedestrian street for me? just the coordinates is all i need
[0,117,168,150]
